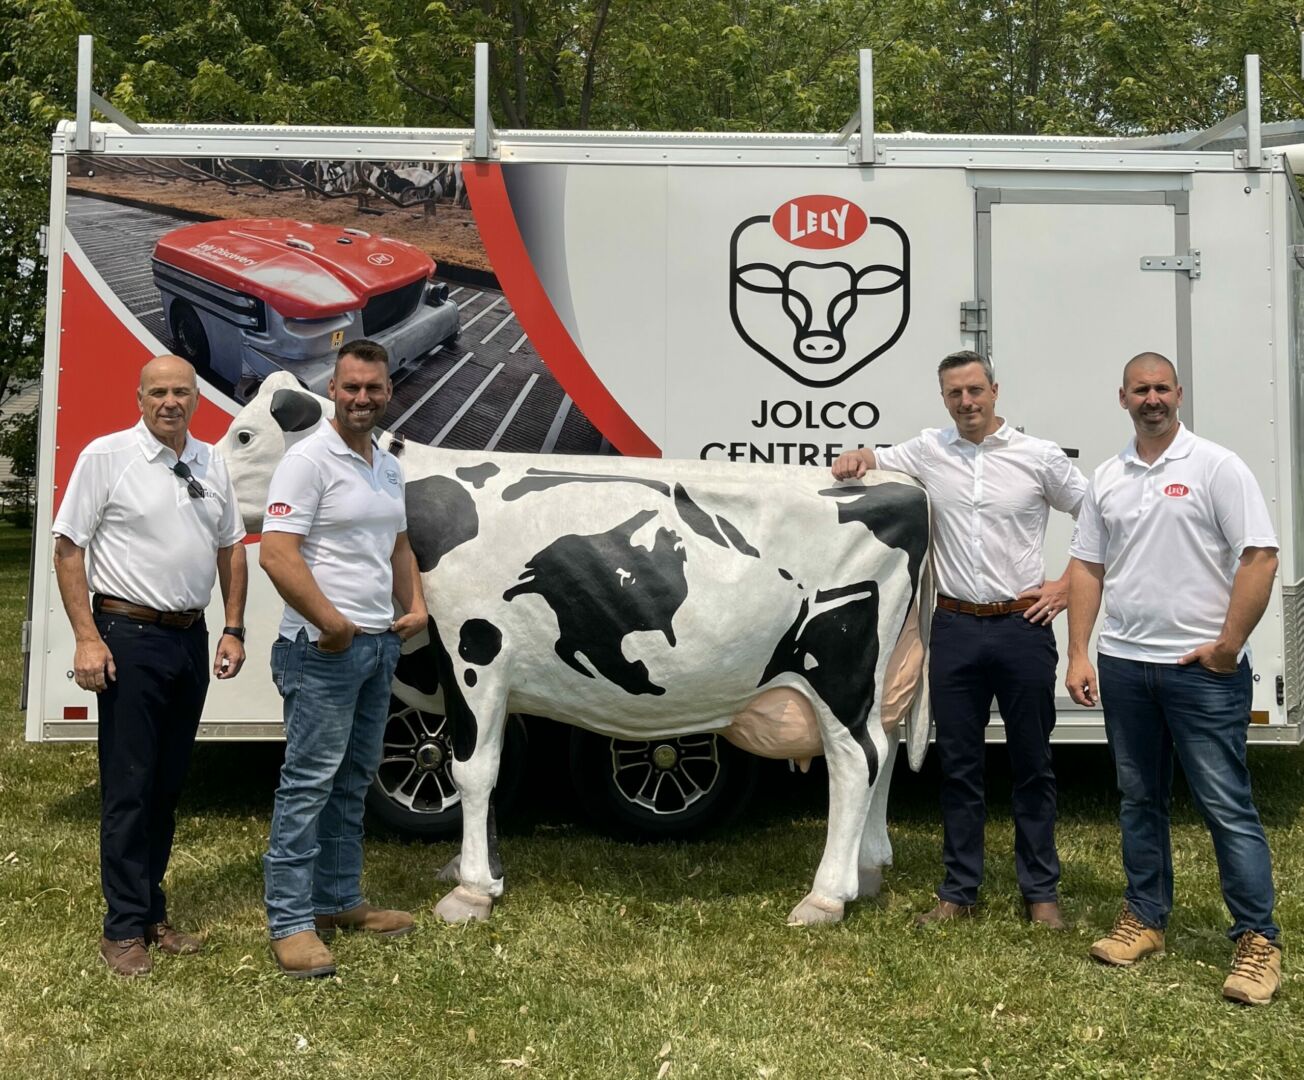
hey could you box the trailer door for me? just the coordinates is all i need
[975,187,1188,738]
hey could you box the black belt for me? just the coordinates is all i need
[93,595,203,629]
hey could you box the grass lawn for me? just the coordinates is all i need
[1,520,1302,1078]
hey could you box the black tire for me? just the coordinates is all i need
[365,698,527,840]
[170,300,210,368]
[568,729,760,840]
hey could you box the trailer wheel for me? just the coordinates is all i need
[171,301,210,367]
[568,729,759,840]
[365,698,527,840]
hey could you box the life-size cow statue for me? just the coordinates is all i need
[219,372,932,927]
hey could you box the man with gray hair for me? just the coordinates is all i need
[833,349,1085,928]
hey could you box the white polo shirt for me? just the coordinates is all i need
[876,422,1086,603]
[1069,424,1278,663]
[263,422,407,642]
[52,420,246,611]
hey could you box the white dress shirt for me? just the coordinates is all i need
[262,423,407,642]
[52,420,246,611]
[876,422,1086,603]
[1069,424,1278,662]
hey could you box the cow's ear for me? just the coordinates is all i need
[855,263,905,295]
[270,388,323,432]
[735,263,785,293]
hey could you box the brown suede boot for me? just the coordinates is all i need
[314,902,414,941]
[270,930,337,979]
[1089,905,1165,966]
[914,899,976,927]
[1222,932,1281,1006]
[147,921,202,955]
[99,936,152,978]
[1026,901,1067,931]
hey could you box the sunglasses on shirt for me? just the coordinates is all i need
[171,460,208,499]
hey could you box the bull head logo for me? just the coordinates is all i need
[730,195,910,388]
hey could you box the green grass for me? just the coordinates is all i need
[1,520,1302,1078]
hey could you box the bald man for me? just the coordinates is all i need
[52,356,248,977]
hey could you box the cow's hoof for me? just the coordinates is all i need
[436,854,462,883]
[858,866,885,898]
[787,892,845,927]
[435,885,494,924]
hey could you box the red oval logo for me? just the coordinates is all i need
[267,502,293,517]
[772,195,868,249]
[1164,484,1190,498]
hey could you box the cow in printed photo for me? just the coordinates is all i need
[219,372,932,927]
[730,194,911,388]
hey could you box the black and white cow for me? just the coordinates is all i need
[219,372,932,926]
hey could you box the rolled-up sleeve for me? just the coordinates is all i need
[1043,444,1088,517]
[874,435,927,480]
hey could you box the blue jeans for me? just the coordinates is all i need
[1098,653,1277,942]
[263,629,401,939]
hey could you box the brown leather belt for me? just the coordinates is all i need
[93,595,203,629]
[937,595,1036,617]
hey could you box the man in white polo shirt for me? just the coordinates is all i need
[52,354,248,978]
[259,338,428,979]
[833,349,1086,929]
[1067,351,1281,1005]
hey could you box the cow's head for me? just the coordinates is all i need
[217,371,331,532]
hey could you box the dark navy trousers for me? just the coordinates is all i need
[930,608,1060,906]
[95,613,209,940]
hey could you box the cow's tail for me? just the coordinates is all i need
[905,513,934,772]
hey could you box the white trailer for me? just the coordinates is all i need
[24,42,1304,837]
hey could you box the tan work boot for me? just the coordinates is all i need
[100,936,153,978]
[1026,900,1067,931]
[147,921,202,955]
[314,902,414,941]
[914,899,976,927]
[1090,905,1165,966]
[270,930,337,979]
[1222,931,1281,1006]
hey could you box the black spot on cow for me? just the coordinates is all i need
[759,581,881,782]
[394,642,441,696]
[674,484,726,547]
[456,462,499,489]
[819,482,928,592]
[406,475,480,573]
[716,514,760,558]
[778,568,793,580]
[503,509,687,696]
[425,617,478,762]
[464,669,478,688]
[502,468,670,501]
[269,388,322,432]
[459,619,503,666]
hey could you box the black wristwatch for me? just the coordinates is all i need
[222,626,246,642]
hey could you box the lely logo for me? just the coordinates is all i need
[367,252,395,267]
[267,502,293,517]
[1164,484,1191,498]
[730,194,910,388]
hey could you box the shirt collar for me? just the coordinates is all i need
[1121,422,1194,467]
[133,418,204,465]
[322,420,382,465]
[942,419,1013,448]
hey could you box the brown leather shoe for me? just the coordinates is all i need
[914,899,976,927]
[147,921,202,955]
[1026,900,1067,931]
[99,936,152,978]
[1089,905,1165,966]
[314,902,414,940]
[270,930,337,979]
[1222,931,1282,1006]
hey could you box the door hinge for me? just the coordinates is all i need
[1277,674,1285,706]
[37,225,49,259]
[20,620,30,655]
[1139,250,1201,279]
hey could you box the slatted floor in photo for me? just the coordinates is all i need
[65,192,612,456]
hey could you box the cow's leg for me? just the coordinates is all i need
[789,703,886,927]
[857,724,900,898]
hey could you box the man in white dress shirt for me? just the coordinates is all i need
[833,349,1085,928]
[1067,351,1281,1005]
[52,355,247,977]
